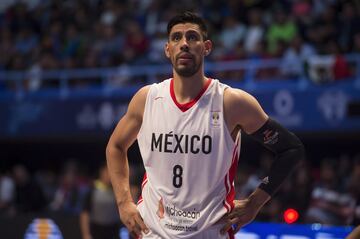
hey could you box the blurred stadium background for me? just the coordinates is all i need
[0,0,359,238]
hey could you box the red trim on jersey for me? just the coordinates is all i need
[228,228,235,239]
[141,173,148,189]
[224,175,230,194]
[226,150,238,210]
[223,138,240,212]
[137,173,148,205]
[223,176,230,212]
[222,200,230,212]
[170,78,212,112]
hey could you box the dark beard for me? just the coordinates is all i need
[173,61,201,77]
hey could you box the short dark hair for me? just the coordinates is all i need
[167,11,208,40]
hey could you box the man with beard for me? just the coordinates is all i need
[106,11,304,239]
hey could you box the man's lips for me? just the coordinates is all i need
[177,53,193,60]
[177,54,193,64]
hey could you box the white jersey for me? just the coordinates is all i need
[137,78,241,239]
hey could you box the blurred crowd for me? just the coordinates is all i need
[0,152,359,227]
[0,0,360,89]
[237,152,360,226]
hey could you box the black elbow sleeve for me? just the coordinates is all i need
[250,118,305,196]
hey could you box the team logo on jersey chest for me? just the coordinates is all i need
[211,111,221,127]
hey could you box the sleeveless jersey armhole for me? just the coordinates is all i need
[137,84,155,139]
[222,85,241,150]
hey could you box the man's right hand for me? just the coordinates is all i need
[119,201,149,238]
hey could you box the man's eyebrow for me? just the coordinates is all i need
[184,30,202,36]
[169,31,182,39]
[169,29,202,40]
[170,31,181,36]
[171,29,201,35]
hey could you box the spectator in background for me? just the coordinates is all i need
[1,0,359,76]
[281,35,316,79]
[123,20,150,64]
[234,164,256,200]
[257,198,283,222]
[352,32,360,53]
[148,27,168,64]
[62,24,83,62]
[0,27,16,70]
[306,159,356,225]
[326,40,352,80]
[266,7,297,54]
[14,27,38,56]
[218,15,246,52]
[26,51,59,91]
[277,160,313,222]
[50,160,89,215]
[80,163,121,239]
[35,168,58,208]
[13,164,47,214]
[318,5,338,46]
[337,154,352,189]
[144,1,167,37]
[98,0,119,28]
[1,25,24,89]
[93,23,124,67]
[347,155,360,225]
[337,1,360,53]
[291,0,312,20]
[292,0,314,42]
[243,8,265,55]
[291,161,313,216]
[40,21,63,59]
[0,169,15,216]
[7,2,37,34]
[247,40,280,80]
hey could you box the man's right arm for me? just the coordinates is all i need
[106,86,150,237]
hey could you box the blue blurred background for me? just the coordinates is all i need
[0,0,359,238]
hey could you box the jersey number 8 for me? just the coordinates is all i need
[173,165,183,188]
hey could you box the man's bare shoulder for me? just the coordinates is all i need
[133,85,151,101]
[224,87,268,134]
[127,85,151,118]
[224,87,256,108]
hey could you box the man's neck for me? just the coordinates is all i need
[172,72,208,104]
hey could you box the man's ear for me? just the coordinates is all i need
[204,40,212,56]
[164,42,170,58]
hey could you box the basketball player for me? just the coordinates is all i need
[106,11,305,239]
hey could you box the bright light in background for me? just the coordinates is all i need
[284,208,299,224]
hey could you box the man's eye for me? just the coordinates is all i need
[172,35,181,41]
[188,34,199,41]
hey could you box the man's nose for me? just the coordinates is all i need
[180,38,189,51]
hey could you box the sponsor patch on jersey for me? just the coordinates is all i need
[211,111,221,127]
[157,197,165,219]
